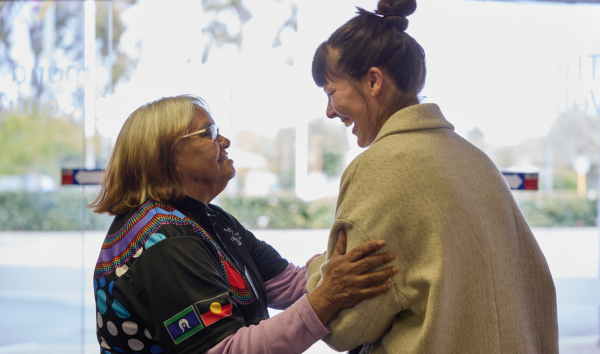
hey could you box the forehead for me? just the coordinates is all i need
[325,75,351,89]
[191,105,214,127]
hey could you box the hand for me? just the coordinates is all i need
[307,229,397,325]
[306,252,326,268]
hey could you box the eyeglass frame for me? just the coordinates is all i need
[182,123,219,140]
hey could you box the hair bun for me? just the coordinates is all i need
[383,14,409,32]
[377,0,417,17]
[376,0,415,32]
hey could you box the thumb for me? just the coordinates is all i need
[332,228,347,257]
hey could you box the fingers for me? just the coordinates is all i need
[356,281,394,300]
[345,238,386,262]
[332,228,348,257]
[352,251,395,274]
[354,265,398,288]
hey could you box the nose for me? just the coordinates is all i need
[326,98,338,119]
[218,133,230,149]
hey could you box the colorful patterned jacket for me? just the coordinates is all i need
[94,197,289,354]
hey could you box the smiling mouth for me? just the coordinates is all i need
[342,118,353,127]
[218,155,229,161]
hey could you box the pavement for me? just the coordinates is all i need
[0,228,598,354]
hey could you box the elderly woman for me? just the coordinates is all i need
[91,95,396,354]
[305,0,559,353]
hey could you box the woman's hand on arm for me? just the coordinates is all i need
[204,230,395,354]
[307,229,397,326]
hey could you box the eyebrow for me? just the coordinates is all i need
[198,122,214,130]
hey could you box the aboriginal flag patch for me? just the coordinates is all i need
[164,305,204,345]
[195,293,233,327]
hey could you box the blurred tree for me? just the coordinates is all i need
[545,112,599,168]
[309,118,349,177]
[0,110,82,177]
[95,0,139,92]
[553,168,578,191]
[219,195,336,229]
[0,1,138,97]
[201,0,251,63]
[517,191,597,227]
[486,112,598,173]
[272,2,297,49]
[201,0,297,64]
[0,2,18,75]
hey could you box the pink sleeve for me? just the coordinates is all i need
[264,263,307,310]
[202,295,330,354]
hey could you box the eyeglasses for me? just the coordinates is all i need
[182,123,219,140]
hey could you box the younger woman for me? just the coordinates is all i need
[306,1,558,353]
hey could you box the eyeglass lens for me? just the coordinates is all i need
[210,124,219,140]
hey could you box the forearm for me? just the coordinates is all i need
[264,263,307,310]
[203,295,329,354]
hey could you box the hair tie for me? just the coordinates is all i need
[378,12,408,31]
[383,13,404,19]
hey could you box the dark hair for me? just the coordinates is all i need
[312,0,426,101]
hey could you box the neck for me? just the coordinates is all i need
[375,96,419,134]
[184,182,227,205]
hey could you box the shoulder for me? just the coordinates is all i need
[118,237,221,293]
[96,200,210,280]
[210,204,246,231]
[338,141,400,195]
[209,204,249,242]
[209,204,238,225]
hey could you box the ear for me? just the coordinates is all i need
[364,67,385,97]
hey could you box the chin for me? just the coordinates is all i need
[227,168,236,180]
[357,132,377,148]
[357,138,371,148]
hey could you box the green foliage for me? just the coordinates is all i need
[0,189,112,231]
[517,192,597,227]
[2,190,597,231]
[308,118,349,177]
[0,111,82,176]
[553,169,577,191]
[218,195,336,229]
[322,150,344,177]
[0,192,335,231]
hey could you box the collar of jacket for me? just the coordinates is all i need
[170,196,218,226]
[372,103,455,145]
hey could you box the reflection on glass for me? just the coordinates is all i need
[0,0,599,353]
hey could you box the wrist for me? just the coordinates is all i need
[307,286,341,325]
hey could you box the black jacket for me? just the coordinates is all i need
[94,197,289,354]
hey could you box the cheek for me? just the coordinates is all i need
[207,145,217,162]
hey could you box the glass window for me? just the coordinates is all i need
[1,1,598,353]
